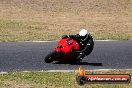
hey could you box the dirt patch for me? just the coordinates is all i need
[0,0,132,41]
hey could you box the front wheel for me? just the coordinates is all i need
[45,51,57,63]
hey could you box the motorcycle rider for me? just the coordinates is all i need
[62,29,94,61]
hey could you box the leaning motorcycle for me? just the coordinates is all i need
[44,38,80,63]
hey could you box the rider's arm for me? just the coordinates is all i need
[75,34,94,55]
[62,35,69,39]
[69,34,80,40]
[62,34,79,40]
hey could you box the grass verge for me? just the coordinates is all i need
[0,19,131,42]
[0,70,132,88]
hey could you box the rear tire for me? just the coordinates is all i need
[45,51,57,63]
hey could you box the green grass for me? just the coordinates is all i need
[0,19,131,42]
[0,20,60,42]
[0,70,132,88]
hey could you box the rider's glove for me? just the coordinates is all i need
[62,35,69,39]
[79,52,85,55]
[73,51,83,55]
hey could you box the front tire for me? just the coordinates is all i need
[45,51,57,63]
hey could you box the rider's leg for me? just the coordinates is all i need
[72,51,85,61]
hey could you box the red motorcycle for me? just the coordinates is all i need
[45,38,80,63]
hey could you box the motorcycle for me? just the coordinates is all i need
[44,38,80,63]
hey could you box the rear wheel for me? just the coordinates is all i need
[45,51,57,63]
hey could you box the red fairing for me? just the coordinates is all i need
[45,38,81,63]
[56,47,61,52]
[56,38,80,54]
[71,40,80,51]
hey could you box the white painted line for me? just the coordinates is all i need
[24,41,56,43]
[46,70,76,72]
[1,69,132,73]
[95,40,119,41]
[45,69,132,72]
[22,40,120,43]
[0,72,8,74]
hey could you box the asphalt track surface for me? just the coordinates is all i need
[0,40,132,72]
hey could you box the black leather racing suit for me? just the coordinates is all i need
[62,34,94,61]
